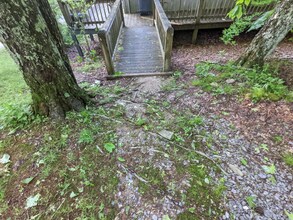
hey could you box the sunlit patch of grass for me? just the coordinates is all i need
[0,49,30,107]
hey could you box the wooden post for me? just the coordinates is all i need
[119,0,125,27]
[98,30,115,74]
[57,0,73,27]
[164,27,174,71]
[152,0,155,26]
[192,0,205,44]
[89,34,95,41]
[71,33,84,57]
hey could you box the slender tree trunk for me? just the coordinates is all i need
[0,0,88,119]
[236,0,293,68]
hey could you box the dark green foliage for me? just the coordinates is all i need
[221,15,255,45]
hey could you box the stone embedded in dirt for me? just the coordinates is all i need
[13,160,24,171]
[158,130,174,140]
[116,99,132,107]
[135,77,163,94]
[94,80,101,85]
[254,206,264,215]
[258,173,267,179]
[125,103,146,118]
[228,164,244,176]
[226,79,236,84]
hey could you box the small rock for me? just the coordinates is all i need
[226,79,236,84]
[254,206,264,215]
[125,103,146,118]
[258,173,267,179]
[12,160,24,171]
[243,206,249,211]
[158,130,174,140]
[228,164,244,176]
[152,214,158,220]
[264,209,273,218]
[94,80,101,85]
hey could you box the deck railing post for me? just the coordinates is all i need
[153,0,174,72]
[119,0,125,27]
[98,30,115,74]
[192,0,205,44]
[164,27,174,71]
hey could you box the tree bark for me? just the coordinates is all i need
[0,0,88,119]
[236,0,293,68]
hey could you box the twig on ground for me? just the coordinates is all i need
[120,164,149,183]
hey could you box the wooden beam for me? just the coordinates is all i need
[192,0,205,44]
[107,72,172,79]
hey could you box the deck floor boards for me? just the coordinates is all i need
[114,14,163,74]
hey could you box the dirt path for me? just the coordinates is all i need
[103,75,293,219]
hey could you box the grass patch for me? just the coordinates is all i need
[175,155,226,219]
[0,49,30,106]
[138,165,167,198]
[0,49,33,130]
[192,62,293,102]
[0,107,121,218]
[77,61,102,73]
[282,153,293,167]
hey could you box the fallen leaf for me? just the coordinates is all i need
[0,154,10,164]
[25,194,41,209]
[22,176,35,184]
[70,191,78,198]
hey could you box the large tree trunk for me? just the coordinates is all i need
[0,0,88,119]
[236,0,293,68]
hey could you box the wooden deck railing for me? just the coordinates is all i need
[153,0,174,72]
[58,0,115,30]
[160,0,275,24]
[98,0,124,74]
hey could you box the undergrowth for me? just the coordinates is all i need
[192,62,293,102]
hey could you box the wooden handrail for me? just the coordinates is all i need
[153,0,174,71]
[98,0,124,74]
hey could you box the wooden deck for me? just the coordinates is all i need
[60,0,274,76]
[113,14,163,74]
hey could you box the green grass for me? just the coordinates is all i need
[192,62,293,102]
[0,49,30,107]
[282,153,293,167]
[0,49,33,130]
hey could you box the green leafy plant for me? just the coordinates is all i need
[262,164,276,175]
[240,158,248,166]
[246,195,256,208]
[223,0,276,45]
[78,129,94,144]
[282,153,293,167]
[193,62,292,102]
[135,117,147,126]
[285,210,293,220]
[222,15,254,45]
[103,143,116,153]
